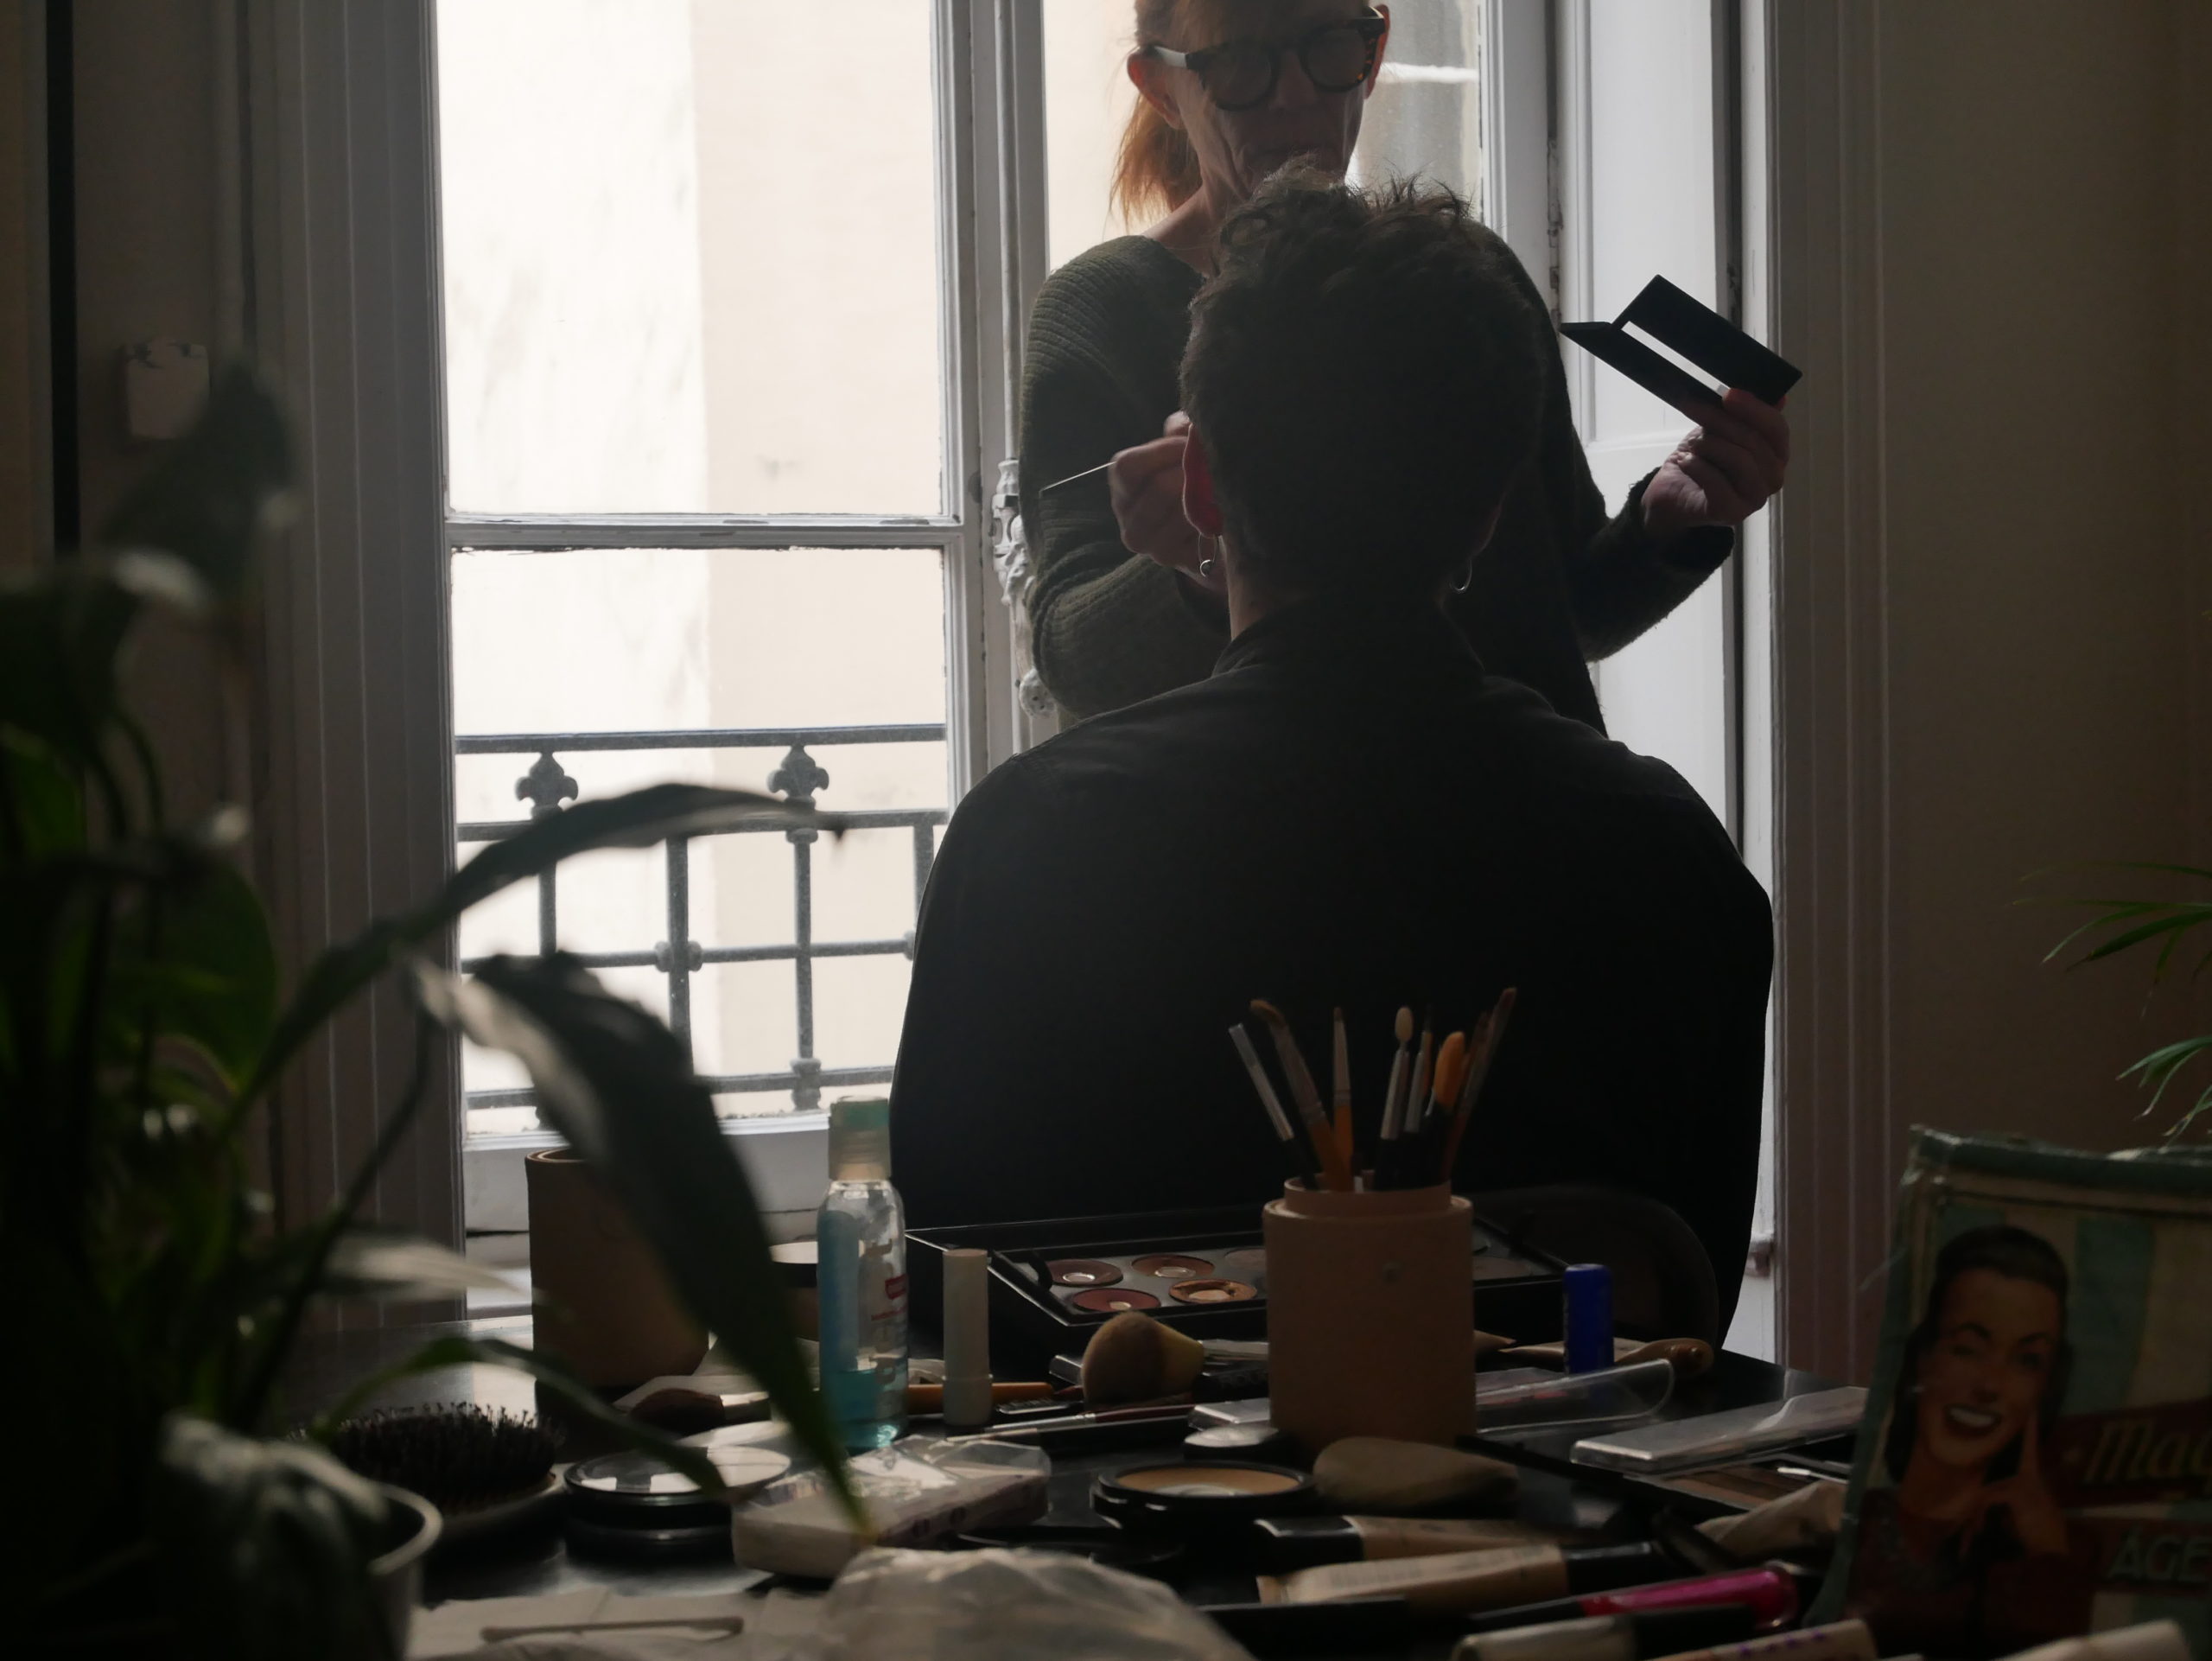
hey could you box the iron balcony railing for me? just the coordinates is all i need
[455,723,948,1117]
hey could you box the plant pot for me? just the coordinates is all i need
[372,1484,442,1655]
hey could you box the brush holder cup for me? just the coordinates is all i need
[525,1148,707,1388]
[1262,1181,1475,1451]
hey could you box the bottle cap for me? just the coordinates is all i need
[828,1096,892,1181]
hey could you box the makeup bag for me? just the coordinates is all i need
[1815,1130,2212,1659]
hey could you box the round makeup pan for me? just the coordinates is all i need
[1071,1287,1160,1313]
[1047,1258,1122,1288]
[1131,1254,1214,1280]
[1168,1278,1258,1305]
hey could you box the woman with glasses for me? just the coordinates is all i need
[1020,0,1790,729]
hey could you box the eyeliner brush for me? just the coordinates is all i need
[1230,1022,1308,1180]
[1039,459,1112,495]
[1252,1000,1356,1193]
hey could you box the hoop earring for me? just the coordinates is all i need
[1198,533,1218,582]
[1452,555,1477,594]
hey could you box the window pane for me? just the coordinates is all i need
[451,546,950,1129]
[1354,2,1484,205]
[436,0,945,515]
[1043,4,1142,270]
[1044,3,1484,271]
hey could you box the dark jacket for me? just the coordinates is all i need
[1018,233,1735,728]
[889,597,1773,1318]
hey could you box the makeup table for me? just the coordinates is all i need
[285,1319,1840,1660]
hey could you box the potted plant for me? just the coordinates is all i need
[5,369,853,1658]
[2051,861,2212,1141]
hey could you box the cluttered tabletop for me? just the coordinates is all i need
[292,1303,1866,1661]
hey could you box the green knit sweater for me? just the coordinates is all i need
[1018,233,1734,729]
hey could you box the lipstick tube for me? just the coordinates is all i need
[1455,1606,1759,1661]
[1462,1565,1802,1635]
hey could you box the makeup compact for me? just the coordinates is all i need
[560,1446,789,1562]
[1092,1460,1317,1549]
[908,1205,1565,1368]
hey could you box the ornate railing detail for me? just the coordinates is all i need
[455,723,948,1122]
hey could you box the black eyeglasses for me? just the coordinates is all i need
[1147,9,1390,113]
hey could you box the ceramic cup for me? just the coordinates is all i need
[1262,1180,1475,1450]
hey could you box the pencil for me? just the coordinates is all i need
[1252,1000,1356,1193]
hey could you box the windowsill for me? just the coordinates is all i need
[464,1111,829,1239]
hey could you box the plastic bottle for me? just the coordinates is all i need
[816,1097,909,1448]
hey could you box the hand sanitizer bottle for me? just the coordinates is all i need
[816,1097,908,1449]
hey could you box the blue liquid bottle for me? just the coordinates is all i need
[816,1097,909,1449]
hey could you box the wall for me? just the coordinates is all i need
[0,1,41,570]
[1880,1,2200,1142]
[1774,0,2212,1378]
[68,0,231,818]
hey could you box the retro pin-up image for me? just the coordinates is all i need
[1825,1133,2212,1660]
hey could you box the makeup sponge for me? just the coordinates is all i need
[1079,1313,1206,1407]
[1313,1437,1518,1513]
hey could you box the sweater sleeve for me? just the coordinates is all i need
[1018,254,1226,720]
[1496,238,1738,663]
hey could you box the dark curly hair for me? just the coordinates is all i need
[1179,169,1549,598]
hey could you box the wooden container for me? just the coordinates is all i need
[525,1148,706,1388]
[1262,1181,1474,1451]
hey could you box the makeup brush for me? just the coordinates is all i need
[1386,1021,1435,1187]
[1331,1008,1354,1178]
[1443,989,1517,1181]
[1417,1031,1468,1187]
[1080,1312,1207,1407]
[1039,459,1112,494]
[1376,1006,1414,1182]
[1229,1022,1307,1179]
[1251,1000,1355,1193]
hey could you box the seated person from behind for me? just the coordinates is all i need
[889,174,1773,1316]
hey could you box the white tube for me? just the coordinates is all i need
[2003,1624,2191,1661]
[941,1248,992,1428]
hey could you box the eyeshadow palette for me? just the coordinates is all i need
[907,1205,1567,1370]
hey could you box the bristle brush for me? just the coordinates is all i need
[1251,1000,1356,1193]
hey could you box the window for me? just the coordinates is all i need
[439,1,970,1164]
[436,3,1761,1308]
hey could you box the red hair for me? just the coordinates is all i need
[1113,1,1292,223]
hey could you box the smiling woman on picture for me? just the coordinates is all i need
[1019,0,1790,727]
[1847,1225,2098,1658]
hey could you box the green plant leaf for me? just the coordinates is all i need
[0,568,140,778]
[312,1334,730,1496]
[99,365,292,604]
[1,729,86,860]
[415,953,856,1516]
[151,1415,395,1661]
[122,856,277,1086]
[320,1226,524,1303]
[239,785,832,1114]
